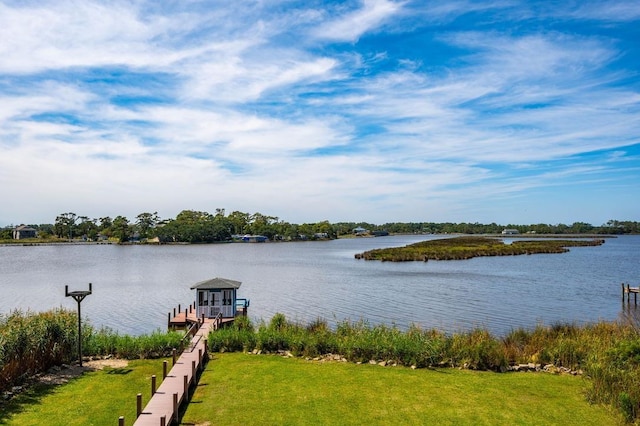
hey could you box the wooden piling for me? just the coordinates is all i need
[137,393,142,417]
[163,361,168,379]
[119,416,125,426]
[173,393,178,420]
[151,375,156,395]
[184,375,188,396]
[622,283,639,305]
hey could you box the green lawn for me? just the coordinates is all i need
[0,354,622,425]
[183,353,620,426]
[0,360,166,426]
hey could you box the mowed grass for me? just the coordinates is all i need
[0,354,621,425]
[0,359,167,426]
[183,353,620,426]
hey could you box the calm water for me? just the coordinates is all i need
[1,235,639,336]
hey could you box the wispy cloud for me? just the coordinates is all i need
[0,0,638,225]
[313,0,404,42]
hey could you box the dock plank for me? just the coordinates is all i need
[133,319,213,425]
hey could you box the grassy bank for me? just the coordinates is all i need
[354,236,605,261]
[183,352,618,425]
[1,353,618,425]
[209,314,640,422]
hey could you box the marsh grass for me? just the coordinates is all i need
[0,310,185,392]
[0,309,76,391]
[84,327,183,359]
[354,236,605,261]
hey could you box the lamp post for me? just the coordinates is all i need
[65,283,92,367]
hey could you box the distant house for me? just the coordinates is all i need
[13,225,37,240]
[501,229,520,235]
[241,234,268,243]
[353,227,368,235]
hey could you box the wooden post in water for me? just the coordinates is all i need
[628,284,632,304]
[136,393,142,417]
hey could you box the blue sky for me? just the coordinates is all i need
[1,0,639,226]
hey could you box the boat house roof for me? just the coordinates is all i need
[190,277,242,290]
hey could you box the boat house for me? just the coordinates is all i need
[191,277,249,319]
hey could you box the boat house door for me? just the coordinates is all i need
[210,291,221,317]
[222,289,233,317]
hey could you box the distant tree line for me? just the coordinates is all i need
[1,211,638,243]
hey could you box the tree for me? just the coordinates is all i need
[54,212,77,240]
[75,216,98,240]
[112,216,131,243]
[136,212,159,239]
[228,211,250,235]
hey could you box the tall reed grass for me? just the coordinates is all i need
[0,309,185,392]
[209,313,640,422]
[0,309,76,391]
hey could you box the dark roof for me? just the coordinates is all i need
[190,277,242,290]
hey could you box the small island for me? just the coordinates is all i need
[354,236,605,261]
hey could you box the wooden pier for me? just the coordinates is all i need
[126,318,213,426]
[119,278,250,425]
[167,302,246,329]
[622,283,639,304]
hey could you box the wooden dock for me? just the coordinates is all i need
[167,302,245,329]
[129,318,213,426]
[622,283,639,304]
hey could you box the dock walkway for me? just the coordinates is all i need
[131,318,213,426]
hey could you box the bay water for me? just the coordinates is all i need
[1,235,638,336]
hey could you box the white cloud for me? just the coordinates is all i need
[0,0,638,226]
[313,0,404,42]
